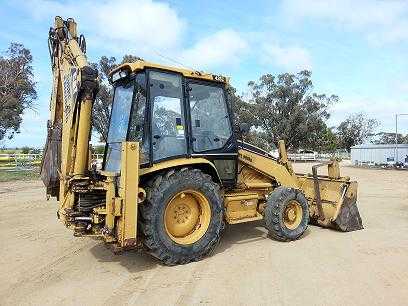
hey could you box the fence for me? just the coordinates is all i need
[0,154,42,170]
[288,152,350,162]
[0,151,351,171]
[0,153,106,171]
[288,153,317,162]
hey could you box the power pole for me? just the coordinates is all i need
[395,113,408,163]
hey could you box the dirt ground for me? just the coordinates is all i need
[0,163,407,306]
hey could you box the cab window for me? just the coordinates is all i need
[189,83,232,152]
[149,71,187,161]
[104,80,134,172]
[128,72,149,164]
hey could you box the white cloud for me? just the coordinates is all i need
[261,42,312,71]
[181,29,248,70]
[21,0,250,69]
[92,0,185,50]
[281,0,408,44]
[327,96,408,133]
[24,0,186,53]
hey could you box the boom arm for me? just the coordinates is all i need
[40,17,141,249]
[41,17,98,208]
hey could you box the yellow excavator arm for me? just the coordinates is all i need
[41,17,140,249]
[41,17,98,203]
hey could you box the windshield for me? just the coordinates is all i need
[107,82,134,143]
[104,80,134,172]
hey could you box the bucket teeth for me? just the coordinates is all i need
[333,197,363,232]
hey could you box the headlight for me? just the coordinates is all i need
[112,71,121,82]
[111,70,129,82]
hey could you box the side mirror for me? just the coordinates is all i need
[239,122,250,135]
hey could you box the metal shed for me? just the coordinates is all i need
[351,144,408,165]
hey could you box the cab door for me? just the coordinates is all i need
[148,70,188,162]
[187,80,238,186]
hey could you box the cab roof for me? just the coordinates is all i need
[110,60,229,84]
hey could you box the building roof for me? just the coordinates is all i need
[351,144,408,149]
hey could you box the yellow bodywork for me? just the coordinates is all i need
[231,145,360,230]
[224,192,262,224]
[42,17,361,254]
[111,61,229,84]
[139,157,219,177]
[41,17,142,249]
[117,142,139,247]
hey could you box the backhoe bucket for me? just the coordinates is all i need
[297,162,363,232]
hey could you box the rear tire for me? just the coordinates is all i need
[264,187,309,241]
[139,168,224,265]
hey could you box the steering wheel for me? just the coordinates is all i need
[194,130,218,151]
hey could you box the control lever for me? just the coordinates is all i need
[153,134,161,145]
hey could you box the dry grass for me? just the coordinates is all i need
[0,168,40,182]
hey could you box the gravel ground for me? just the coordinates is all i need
[0,163,407,306]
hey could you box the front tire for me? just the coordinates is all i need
[139,168,224,265]
[264,187,309,241]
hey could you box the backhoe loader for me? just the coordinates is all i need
[41,17,363,265]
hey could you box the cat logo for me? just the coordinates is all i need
[239,152,253,163]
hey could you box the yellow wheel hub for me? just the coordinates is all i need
[283,200,303,230]
[164,190,211,245]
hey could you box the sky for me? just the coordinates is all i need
[1,0,408,148]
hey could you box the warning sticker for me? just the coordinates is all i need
[176,125,185,139]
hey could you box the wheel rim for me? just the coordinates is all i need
[283,200,303,230]
[164,190,211,245]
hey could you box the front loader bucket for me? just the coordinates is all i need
[297,162,363,232]
[332,186,363,231]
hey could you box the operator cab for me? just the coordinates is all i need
[103,62,237,186]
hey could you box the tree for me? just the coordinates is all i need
[226,85,274,151]
[0,43,37,141]
[226,85,249,129]
[372,132,407,144]
[246,130,276,151]
[336,113,379,152]
[91,55,141,141]
[21,146,31,154]
[316,127,338,153]
[91,56,117,141]
[244,71,338,151]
